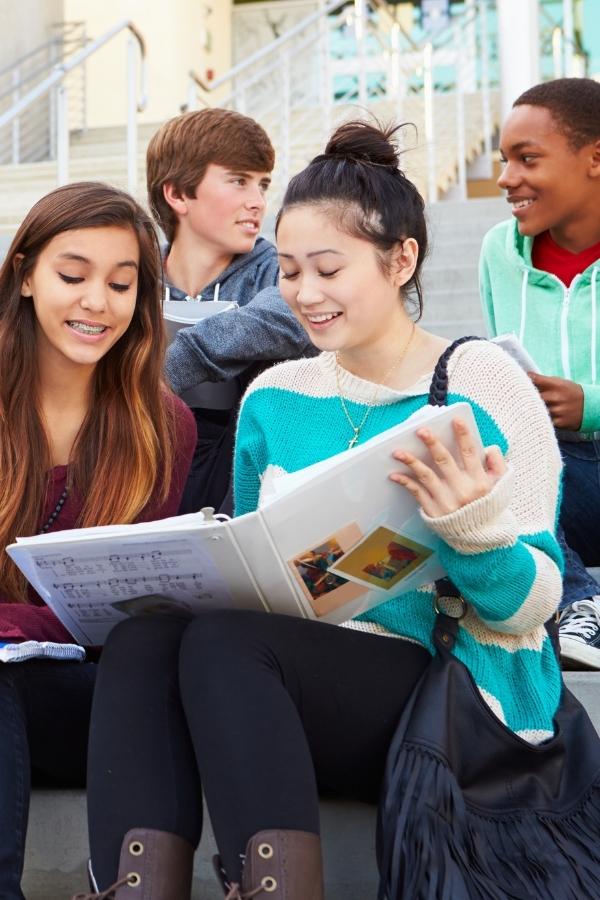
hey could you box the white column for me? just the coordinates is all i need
[562,0,574,76]
[354,0,368,106]
[497,0,540,121]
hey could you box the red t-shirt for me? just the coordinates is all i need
[0,394,196,644]
[532,230,600,286]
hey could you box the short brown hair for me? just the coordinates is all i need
[147,108,275,243]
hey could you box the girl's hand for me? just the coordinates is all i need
[390,417,506,519]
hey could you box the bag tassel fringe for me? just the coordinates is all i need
[377,743,600,900]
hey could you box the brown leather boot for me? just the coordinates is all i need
[71,828,194,899]
[214,829,324,899]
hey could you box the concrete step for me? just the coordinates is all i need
[423,263,479,294]
[427,196,506,224]
[427,239,484,268]
[429,219,506,243]
[421,288,484,320]
[24,796,377,900]
[22,672,600,899]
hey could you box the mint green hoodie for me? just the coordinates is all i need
[479,218,600,434]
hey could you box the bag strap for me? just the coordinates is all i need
[429,336,483,642]
[427,335,482,407]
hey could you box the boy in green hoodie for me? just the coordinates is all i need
[479,77,600,669]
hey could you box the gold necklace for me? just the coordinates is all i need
[335,324,416,449]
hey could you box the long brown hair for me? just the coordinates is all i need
[0,182,175,601]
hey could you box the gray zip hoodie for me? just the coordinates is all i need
[164,237,316,394]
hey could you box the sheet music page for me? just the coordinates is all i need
[9,526,251,645]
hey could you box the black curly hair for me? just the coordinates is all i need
[514,78,600,150]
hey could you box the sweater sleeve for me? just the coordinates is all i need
[232,391,265,517]
[421,341,563,635]
[0,603,74,644]
[165,287,316,393]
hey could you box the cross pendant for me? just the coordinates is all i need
[348,429,360,449]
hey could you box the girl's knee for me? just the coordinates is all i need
[101,614,188,670]
[181,608,257,649]
[179,609,274,671]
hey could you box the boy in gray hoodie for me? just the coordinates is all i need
[147,109,315,513]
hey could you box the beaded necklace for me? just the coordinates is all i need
[39,486,68,534]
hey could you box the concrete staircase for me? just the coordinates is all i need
[0,86,501,240]
[422,196,507,339]
[23,668,600,900]
[0,123,159,237]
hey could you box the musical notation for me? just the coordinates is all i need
[35,545,188,577]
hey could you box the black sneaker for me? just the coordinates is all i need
[559,597,600,670]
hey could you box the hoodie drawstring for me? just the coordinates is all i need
[519,269,529,345]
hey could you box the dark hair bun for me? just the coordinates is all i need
[277,116,427,318]
[323,120,400,169]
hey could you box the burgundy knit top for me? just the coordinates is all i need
[0,396,196,644]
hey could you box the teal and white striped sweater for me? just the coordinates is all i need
[234,339,564,743]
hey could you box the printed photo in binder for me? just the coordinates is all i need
[329,525,433,592]
[287,523,367,617]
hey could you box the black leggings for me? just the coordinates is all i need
[87,610,430,886]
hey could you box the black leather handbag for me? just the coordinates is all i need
[376,338,600,900]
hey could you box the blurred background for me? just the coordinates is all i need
[0,0,597,333]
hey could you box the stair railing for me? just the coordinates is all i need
[0,23,88,166]
[0,19,146,193]
[185,0,498,204]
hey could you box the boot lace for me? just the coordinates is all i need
[71,872,135,900]
[224,882,266,899]
[560,597,600,640]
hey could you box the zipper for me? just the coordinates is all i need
[560,283,571,380]
[560,274,582,381]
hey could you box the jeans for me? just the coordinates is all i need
[558,439,600,609]
[0,659,96,900]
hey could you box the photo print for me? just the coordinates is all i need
[329,525,433,592]
[287,522,367,617]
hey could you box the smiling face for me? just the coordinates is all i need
[21,225,139,374]
[277,205,416,361]
[497,104,600,251]
[169,162,271,257]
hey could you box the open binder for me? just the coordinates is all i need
[7,402,483,645]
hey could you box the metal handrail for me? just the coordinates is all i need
[0,24,85,79]
[187,0,497,205]
[0,54,87,107]
[0,19,146,132]
[192,0,346,95]
[190,0,485,107]
[0,19,146,192]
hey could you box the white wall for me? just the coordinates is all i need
[0,0,63,67]
[61,0,232,127]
